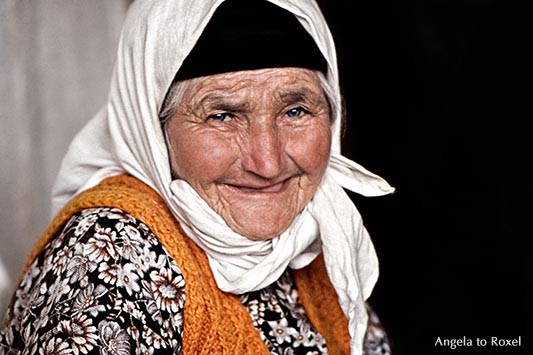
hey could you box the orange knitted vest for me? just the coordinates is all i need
[23,175,351,354]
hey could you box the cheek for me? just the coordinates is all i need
[287,125,331,177]
[168,127,236,183]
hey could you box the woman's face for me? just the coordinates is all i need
[166,67,331,240]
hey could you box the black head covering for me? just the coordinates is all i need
[174,0,328,81]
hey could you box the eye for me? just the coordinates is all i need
[286,107,307,118]
[209,112,233,122]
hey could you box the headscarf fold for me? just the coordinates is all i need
[51,1,395,354]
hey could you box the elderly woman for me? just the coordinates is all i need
[0,0,394,354]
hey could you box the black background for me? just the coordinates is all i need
[316,1,530,354]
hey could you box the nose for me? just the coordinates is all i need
[241,122,283,179]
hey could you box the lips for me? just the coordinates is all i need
[223,178,290,194]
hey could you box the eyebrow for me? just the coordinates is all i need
[278,88,325,106]
[212,102,249,113]
[193,93,249,113]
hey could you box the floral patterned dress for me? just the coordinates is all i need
[0,207,391,355]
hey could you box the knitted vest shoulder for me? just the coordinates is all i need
[24,175,351,354]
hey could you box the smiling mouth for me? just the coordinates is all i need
[224,178,291,194]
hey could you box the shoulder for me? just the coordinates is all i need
[1,207,185,355]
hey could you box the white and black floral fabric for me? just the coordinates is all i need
[240,274,391,355]
[0,208,391,355]
[0,208,184,355]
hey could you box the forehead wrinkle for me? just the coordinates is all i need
[184,68,325,113]
[193,92,250,113]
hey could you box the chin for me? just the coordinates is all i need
[243,231,282,241]
[232,216,294,241]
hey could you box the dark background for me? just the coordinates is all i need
[316,1,530,354]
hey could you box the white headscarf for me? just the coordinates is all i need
[51,1,394,354]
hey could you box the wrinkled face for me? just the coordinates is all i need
[165,67,331,240]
